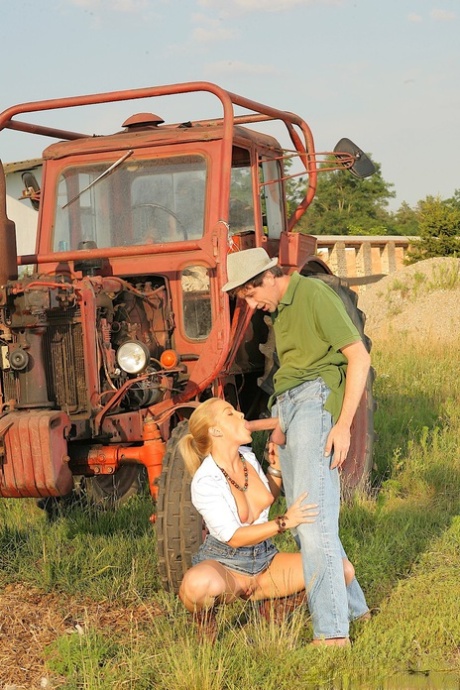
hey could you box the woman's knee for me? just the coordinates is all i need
[179,563,227,604]
[343,558,355,586]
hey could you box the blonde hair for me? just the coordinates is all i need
[179,398,221,476]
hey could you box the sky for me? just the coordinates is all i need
[1,0,459,211]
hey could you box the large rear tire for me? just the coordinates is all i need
[155,421,204,594]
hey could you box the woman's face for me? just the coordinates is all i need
[211,400,252,445]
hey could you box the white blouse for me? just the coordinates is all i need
[191,446,271,543]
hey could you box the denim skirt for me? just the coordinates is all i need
[192,534,279,576]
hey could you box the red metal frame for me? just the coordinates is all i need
[0,81,318,225]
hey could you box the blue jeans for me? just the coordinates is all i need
[273,378,369,639]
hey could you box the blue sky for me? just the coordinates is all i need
[1,0,459,211]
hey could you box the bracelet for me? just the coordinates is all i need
[267,466,282,478]
[275,515,287,533]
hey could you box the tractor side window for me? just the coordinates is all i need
[229,154,255,235]
[181,266,212,340]
[260,159,284,238]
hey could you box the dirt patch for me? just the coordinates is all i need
[0,583,164,689]
[357,257,460,344]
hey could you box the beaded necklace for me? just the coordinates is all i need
[219,454,249,492]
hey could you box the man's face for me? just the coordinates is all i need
[237,272,280,313]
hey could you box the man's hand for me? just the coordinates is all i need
[325,339,370,470]
[324,422,351,469]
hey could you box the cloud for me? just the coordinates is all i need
[205,60,281,76]
[191,13,236,43]
[408,13,422,23]
[198,0,341,13]
[430,8,456,21]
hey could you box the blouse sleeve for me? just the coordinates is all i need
[191,474,242,543]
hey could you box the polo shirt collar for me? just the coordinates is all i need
[279,271,301,308]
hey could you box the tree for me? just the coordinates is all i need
[405,194,460,263]
[290,158,395,235]
[389,201,419,237]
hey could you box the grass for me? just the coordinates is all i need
[0,495,159,602]
[1,334,460,688]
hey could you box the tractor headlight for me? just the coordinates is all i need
[116,341,150,375]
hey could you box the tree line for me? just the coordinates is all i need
[287,158,460,263]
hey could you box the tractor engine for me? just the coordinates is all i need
[0,269,177,497]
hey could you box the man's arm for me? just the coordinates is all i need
[324,340,371,469]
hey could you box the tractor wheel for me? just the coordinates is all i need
[83,465,147,508]
[156,421,204,593]
[342,366,375,498]
[37,465,146,519]
[300,266,375,495]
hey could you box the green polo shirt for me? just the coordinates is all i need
[271,272,361,422]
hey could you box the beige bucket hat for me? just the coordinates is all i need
[222,247,278,293]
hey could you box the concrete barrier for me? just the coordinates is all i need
[313,235,417,292]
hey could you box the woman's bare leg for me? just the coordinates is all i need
[343,558,355,586]
[248,554,354,601]
[249,553,305,600]
[179,560,255,612]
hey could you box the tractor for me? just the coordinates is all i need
[0,82,374,593]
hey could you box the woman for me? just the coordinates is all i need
[178,398,355,631]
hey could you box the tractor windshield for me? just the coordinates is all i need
[52,154,207,251]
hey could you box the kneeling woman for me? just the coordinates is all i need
[179,398,355,619]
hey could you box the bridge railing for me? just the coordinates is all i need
[313,235,417,291]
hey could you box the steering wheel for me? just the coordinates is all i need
[133,203,188,243]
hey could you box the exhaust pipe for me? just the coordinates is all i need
[0,159,18,285]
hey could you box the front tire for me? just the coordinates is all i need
[156,421,204,593]
[83,465,146,508]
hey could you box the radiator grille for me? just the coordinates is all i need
[45,322,88,414]
[1,370,17,403]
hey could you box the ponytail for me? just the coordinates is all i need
[179,432,203,475]
[179,398,220,476]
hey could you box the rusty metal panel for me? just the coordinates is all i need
[46,321,88,414]
[0,410,73,498]
[277,231,318,269]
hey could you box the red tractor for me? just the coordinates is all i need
[0,82,374,593]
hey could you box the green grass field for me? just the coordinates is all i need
[1,334,459,689]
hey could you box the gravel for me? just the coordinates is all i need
[357,257,460,345]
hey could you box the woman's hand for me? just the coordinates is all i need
[284,492,318,529]
[266,441,281,471]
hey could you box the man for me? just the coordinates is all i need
[222,247,370,645]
